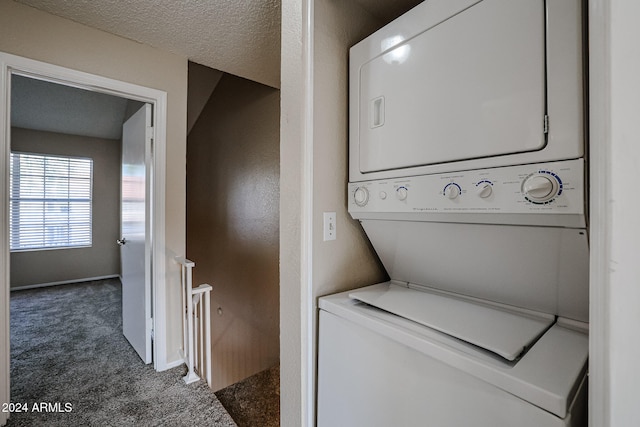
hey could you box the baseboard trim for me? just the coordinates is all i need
[159,357,186,372]
[10,275,121,292]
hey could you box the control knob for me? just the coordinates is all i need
[396,187,408,201]
[354,187,369,207]
[522,174,560,203]
[476,182,493,199]
[444,184,460,199]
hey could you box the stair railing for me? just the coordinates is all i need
[176,257,212,386]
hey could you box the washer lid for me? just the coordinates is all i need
[349,283,554,361]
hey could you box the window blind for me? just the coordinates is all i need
[10,152,93,251]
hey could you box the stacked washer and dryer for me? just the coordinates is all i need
[317,0,588,426]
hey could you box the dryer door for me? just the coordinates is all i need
[357,0,546,174]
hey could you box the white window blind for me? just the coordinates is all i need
[10,152,93,251]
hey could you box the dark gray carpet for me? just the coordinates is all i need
[7,279,236,427]
[215,365,279,427]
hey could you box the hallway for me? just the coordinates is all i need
[7,279,235,426]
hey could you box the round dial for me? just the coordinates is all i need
[476,182,493,199]
[444,184,460,199]
[522,173,560,203]
[396,187,408,201]
[354,187,369,207]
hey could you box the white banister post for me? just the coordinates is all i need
[176,257,200,384]
[175,257,211,387]
[181,262,187,361]
[183,264,200,383]
[193,296,199,374]
[199,295,204,379]
[189,284,212,387]
[205,286,212,387]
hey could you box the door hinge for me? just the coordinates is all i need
[543,115,549,134]
[146,125,154,141]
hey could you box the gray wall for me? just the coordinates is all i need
[10,127,121,288]
[187,73,280,391]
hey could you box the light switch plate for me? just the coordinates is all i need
[323,212,336,241]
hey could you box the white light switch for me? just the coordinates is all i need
[323,212,337,241]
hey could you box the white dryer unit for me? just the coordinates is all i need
[318,0,588,426]
[349,0,584,182]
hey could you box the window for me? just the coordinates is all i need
[10,152,93,251]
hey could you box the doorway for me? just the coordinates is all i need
[0,52,169,421]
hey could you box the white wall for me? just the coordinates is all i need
[608,0,640,418]
[0,0,188,367]
[589,0,640,425]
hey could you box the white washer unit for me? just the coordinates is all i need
[317,1,587,426]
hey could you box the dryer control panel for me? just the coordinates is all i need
[348,159,585,228]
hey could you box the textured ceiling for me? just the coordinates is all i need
[9,0,422,137]
[12,75,129,140]
[13,0,282,89]
[11,0,423,90]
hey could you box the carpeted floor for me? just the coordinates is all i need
[215,365,279,427]
[7,279,237,427]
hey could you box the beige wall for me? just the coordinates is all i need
[0,0,188,366]
[312,0,386,300]
[309,0,387,421]
[187,74,280,391]
[279,0,306,424]
[279,0,386,425]
[10,128,121,288]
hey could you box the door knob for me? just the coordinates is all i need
[117,237,127,246]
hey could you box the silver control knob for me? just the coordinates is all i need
[476,183,493,199]
[354,187,369,207]
[445,184,460,199]
[522,174,559,203]
[396,187,408,201]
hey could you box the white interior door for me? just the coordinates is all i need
[120,104,152,364]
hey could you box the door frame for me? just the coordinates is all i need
[0,52,168,417]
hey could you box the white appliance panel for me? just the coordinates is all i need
[358,0,545,174]
[360,221,589,323]
[349,159,585,228]
[349,0,584,182]
[317,300,587,426]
